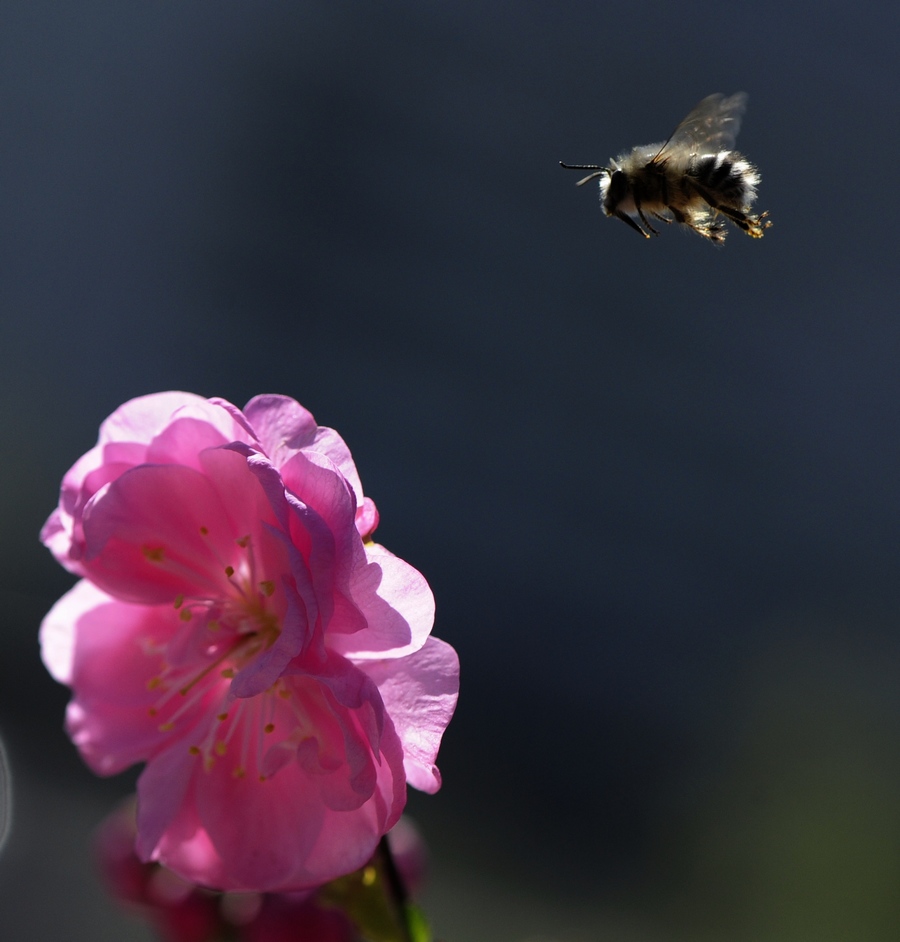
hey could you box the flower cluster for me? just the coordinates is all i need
[41,393,458,892]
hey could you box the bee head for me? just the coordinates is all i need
[601,168,629,214]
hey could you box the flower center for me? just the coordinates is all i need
[142,531,296,781]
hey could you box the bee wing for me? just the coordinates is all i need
[651,92,748,163]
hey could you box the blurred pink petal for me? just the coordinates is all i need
[94,799,222,942]
[387,816,429,896]
[241,893,357,942]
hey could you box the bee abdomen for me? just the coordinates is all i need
[689,151,759,207]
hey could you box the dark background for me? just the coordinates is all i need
[2,3,900,940]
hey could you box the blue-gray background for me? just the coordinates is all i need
[2,3,900,940]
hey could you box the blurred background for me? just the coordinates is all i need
[2,2,900,940]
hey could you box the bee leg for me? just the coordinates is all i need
[637,209,659,235]
[670,206,723,243]
[680,207,727,243]
[689,182,771,238]
[633,196,660,235]
[694,221,728,245]
[739,210,771,238]
[613,210,653,238]
[652,211,675,224]
[714,205,771,238]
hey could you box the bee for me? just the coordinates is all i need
[560,92,771,244]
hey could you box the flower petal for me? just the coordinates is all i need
[240,395,319,465]
[242,395,365,507]
[40,582,192,775]
[98,392,219,446]
[137,673,406,891]
[80,450,280,604]
[361,637,459,793]
[330,545,434,659]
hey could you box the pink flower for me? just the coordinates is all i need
[41,393,458,892]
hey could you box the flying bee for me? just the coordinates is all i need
[560,92,771,244]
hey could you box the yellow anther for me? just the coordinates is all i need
[179,609,192,622]
[221,668,235,679]
[143,546,165,563]
[264,723,275,734]
[232,767,245,779]
[146,677,162,691]
[259,581,275,597]
[159,722,174,732]
[207,620,220,632]
[362,866,377,887]
[173,594,184,609]
[189,745,201,756]
[215,741,227,756]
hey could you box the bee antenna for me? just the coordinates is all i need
[559,162,611,187]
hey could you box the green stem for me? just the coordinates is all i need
[378,834,413,942]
